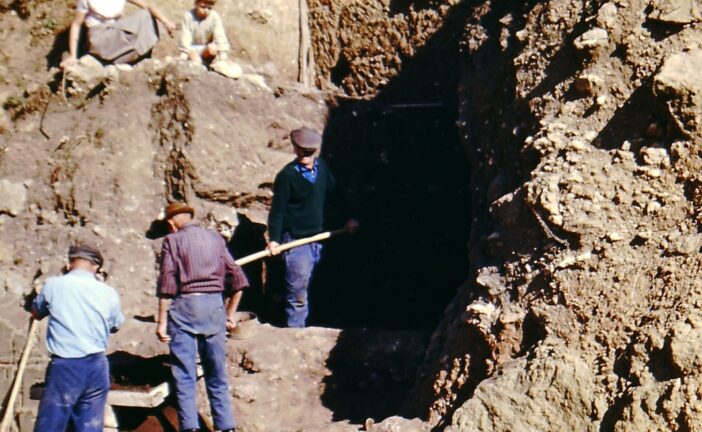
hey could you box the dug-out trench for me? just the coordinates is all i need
[4,2,473,430]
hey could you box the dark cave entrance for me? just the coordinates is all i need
[234,1,472,331]
[310,97,472,330]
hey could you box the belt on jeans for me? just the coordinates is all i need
[50,352,104,360]
[178,292,221,296]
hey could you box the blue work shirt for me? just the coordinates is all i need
[33,270,124,358]
[294,159,318,183]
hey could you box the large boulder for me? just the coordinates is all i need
[647,0,701,24]
[669,318,702,375]
[653,49,702,140]
[0,178,26,216]
[155,63,327,223]
[446,343,603,432]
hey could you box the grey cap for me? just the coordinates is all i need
[290,127,322,150]
[68,245,104,267]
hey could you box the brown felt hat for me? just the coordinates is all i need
[68,244,104,267]
[290,127,322,150]
[163,202,195,220]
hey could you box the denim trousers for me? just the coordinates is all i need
[168,293,235,431]
[34,353,109,432]
[283,234,323,328]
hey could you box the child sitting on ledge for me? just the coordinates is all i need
[178,0,230,65]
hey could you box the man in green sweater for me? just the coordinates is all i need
[267,127,359,327]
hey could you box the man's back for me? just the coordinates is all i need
[158,223,247,297]
[35,270,123,358]
[155,205,244,432]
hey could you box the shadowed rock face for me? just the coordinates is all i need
[302,0,472,331]
[403,0,702,430]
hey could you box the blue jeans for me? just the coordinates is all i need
[34,353,109,432]
[168,293,235,431]
[283,234,323,328]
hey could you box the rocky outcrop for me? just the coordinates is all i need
[648,0,701,24]
[308,0,465,97]
[447,343,603,432]
[0,179,26,217]
[405,0,702,430]
[653,49,702,139]
[150,61,326,222]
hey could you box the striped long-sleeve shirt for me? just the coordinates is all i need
[157,224,248,298]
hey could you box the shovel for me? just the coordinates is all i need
[0,318,40,432]
[234,228,348,266]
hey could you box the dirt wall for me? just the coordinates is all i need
[405,0,702,430]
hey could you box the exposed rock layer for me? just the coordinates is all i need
[402,0,702,430]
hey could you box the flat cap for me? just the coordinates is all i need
[163,202,195,220]
[68,245,104,267]
[290,127,322,150]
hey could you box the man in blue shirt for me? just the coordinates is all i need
[32,244,124,432]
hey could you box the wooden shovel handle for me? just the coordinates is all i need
[0,319,40,432]
[234,228,348,266]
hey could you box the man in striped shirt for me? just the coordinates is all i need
[155,202,247,432]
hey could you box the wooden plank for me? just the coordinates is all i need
[31,381,170,409]
[107,382,170,408]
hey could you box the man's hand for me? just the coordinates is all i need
[226,317,237,332]
[206,42,219,56]
[188,49,202,64]
[268,241,281,256]
[345,218,360,234]
[30,306,46,321]
[164,20,176,36]
[60,56,77,70]
[156,321,170,343]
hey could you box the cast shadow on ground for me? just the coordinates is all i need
[321,329,430,423]
[145,219,170,240]
[46,27,71,70]
[227,213,271,319]
[318,0,475,424]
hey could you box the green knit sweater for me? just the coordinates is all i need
[267,159,336,243]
